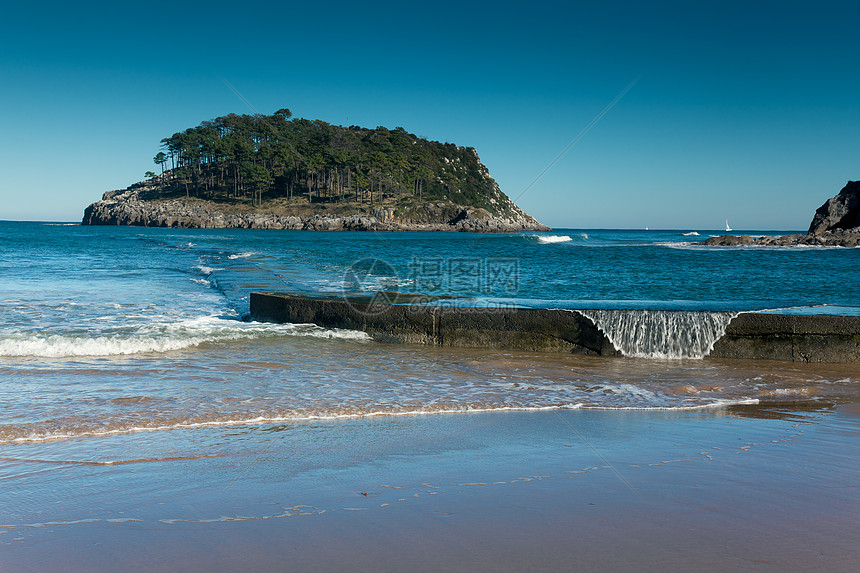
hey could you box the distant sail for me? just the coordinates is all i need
[725,219,732,232]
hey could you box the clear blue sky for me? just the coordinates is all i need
[1,0,858,229]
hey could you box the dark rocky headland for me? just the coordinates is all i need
[82,111,549,232]
[702,181,860,247]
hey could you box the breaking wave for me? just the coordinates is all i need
[227,252,260,260]
[0,317,369,358]
[534,235,573,244]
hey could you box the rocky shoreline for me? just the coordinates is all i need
[702,181,860,247]
[702,228,860,248]
[82,187,550,232]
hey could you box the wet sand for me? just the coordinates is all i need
[2,404,859,572]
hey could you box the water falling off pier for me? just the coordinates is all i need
[575,310,738,359]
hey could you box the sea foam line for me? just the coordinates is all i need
[0,317,370,357]
[583,398,759,411]
[1,399,760,445]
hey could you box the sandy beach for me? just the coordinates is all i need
[3,401,858,572]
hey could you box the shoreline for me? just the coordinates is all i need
[1,398,766,447]
[81,188,551,232]
[701,229,860,248]
[3,405,858,572]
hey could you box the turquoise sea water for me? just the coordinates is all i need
[2,220,859,443]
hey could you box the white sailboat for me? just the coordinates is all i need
[725,219,732,232]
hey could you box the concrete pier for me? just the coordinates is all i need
[710,312,860,363]
[250,293,860,363]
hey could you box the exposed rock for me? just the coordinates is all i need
[703,234,755,246]
[701,181,860,247]
[808,181,860,234]
[702,230,860,248]
[82,187,550,232]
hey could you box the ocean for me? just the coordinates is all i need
[2,221,859,571]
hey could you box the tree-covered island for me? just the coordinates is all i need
[82,110,549,232]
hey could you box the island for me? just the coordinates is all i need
[702,181,860,247]
[82,109,549,232]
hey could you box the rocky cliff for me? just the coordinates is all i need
[703,181,860,247]
[808,180,860,234]
[82,184,549,232]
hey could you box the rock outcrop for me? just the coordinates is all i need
[702,229,860,248]
[808,180,860,234]
[702,181,860,247]
[82,186,550,232]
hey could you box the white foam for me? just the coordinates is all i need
[0,398,762,445]
[3,404,588,443]
[195,265,222,275]
[535,235,573,244]
[655,241,693,248]
[682,232,700,236]
[227,252,259,260]
[0,317,370,357]
[583,398,759,410]
[698,243,853,251]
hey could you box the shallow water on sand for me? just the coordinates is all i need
[2,406,859,572]
[2,339,859,445]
